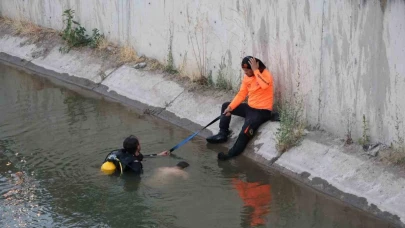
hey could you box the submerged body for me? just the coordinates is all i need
[146,161,190,186]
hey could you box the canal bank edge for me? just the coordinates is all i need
[0,34,404,227]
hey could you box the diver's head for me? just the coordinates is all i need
[176,161,189,170]
[123,135,140,155]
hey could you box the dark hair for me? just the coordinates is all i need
[123,135,139,154]
[176,161,189,169]
[241,56,267,73]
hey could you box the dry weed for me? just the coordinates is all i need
[14,20,41,37]
[0,17,50,42]
[378,150,405,170]
[0,17,14,26]
[147,58,165,71]
[96,37,110,51]
[385,148,405,167]
[119,45,138,63]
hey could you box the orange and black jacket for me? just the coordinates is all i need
[229,69,274,111]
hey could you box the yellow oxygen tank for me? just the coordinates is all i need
[101,161,116,174]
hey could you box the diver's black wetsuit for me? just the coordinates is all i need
[104,150,158,174]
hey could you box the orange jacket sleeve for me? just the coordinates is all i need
[228,78,248,110]
[254,69,272,89]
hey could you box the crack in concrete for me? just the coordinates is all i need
[156,89,185,115]
[268,155,281,165]
[90,66,121,90]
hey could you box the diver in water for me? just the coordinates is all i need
[101,135,170,175]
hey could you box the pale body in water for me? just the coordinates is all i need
[146,161,189,186]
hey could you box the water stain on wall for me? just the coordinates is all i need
[358,2,391,141]
[258,17,269,62]
[305,0,311,23]
[380,0,387,12]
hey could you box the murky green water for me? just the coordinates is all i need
[0,63,396,228]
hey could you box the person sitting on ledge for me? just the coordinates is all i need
[206,56,276,160]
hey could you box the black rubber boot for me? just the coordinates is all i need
[270,111,280,121]
[217,152,230,161]
[206,130,230,144]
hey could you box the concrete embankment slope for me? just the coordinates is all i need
[1,34,405,227]
[2,0,405,150]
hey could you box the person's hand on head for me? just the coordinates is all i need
[248,58,259,71]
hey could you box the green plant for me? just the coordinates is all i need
[275,99,305,152]
[345,110,354,145]
[207,70,214,87]
[165,30,178,74]
[275,64,305,152]
[358,114,370,146]
[391,111,405,165]
[395,156,405,165]
[89,28,103,48]
[394,109,405,150]
[215,59,232,90]
[59,9,104,53]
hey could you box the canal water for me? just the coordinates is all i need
[0,63,396,228]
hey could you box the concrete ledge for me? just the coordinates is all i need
[0,35,37,61]
[276,137,405,225]
[165,90,241,133]
[249,121,280,162]
[31,47,108,84]
[101,66,184,108]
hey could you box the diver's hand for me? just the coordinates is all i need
[158,151,171,156]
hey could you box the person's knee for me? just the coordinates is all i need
[241,124,256,139]
[221,102,231,112]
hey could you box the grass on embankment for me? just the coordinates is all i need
[275,98,305,153]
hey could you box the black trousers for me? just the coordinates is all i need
[220,102,272,158]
